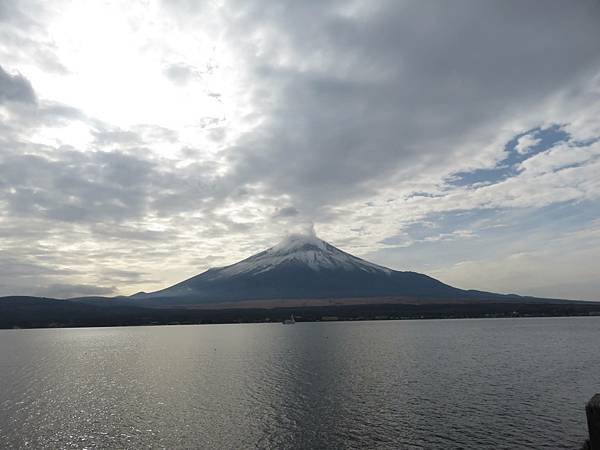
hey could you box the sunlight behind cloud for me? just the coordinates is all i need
[31,0,247,155]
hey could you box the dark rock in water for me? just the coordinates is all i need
[585,394,600,450]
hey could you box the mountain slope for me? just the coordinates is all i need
[132,233,501,305]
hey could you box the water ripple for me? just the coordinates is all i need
[0,318,598,448]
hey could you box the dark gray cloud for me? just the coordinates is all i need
[92,129,141,146]
[0,2,67,74]
[0,1,35,28]
[273,206,299,218]
[0,255,76,277]
[218,0,600,216]
[92,124,179,148]
[164,0,598,221]
[0,149,152,222]
[163,63,197,86]
[90,223,169,241]
[38,283,116,299]
[0,145,242,225]
[0,64,36,103]
[100,268,159,286]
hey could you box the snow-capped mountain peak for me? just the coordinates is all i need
[133,229,466,303]
[270,232,327,254]
[205,232,391,280]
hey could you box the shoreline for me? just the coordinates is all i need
[2,299,600,330]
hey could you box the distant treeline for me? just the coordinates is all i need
[2,296,600,329]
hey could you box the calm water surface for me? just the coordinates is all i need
[1,317,599,449]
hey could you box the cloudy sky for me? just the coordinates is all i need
[1,0,599,300]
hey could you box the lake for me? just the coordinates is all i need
[1,317,598,449]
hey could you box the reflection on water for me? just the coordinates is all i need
[0,317,598,449]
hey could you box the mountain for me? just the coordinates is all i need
[132,232,514,306]
[2,232,598,328]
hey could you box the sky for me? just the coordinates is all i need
[1,0,600,300]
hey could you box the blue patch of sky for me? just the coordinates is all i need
[380,208,500,245]
[373,199,600,271]
[380,200,600,247]
[449,124,570,187]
